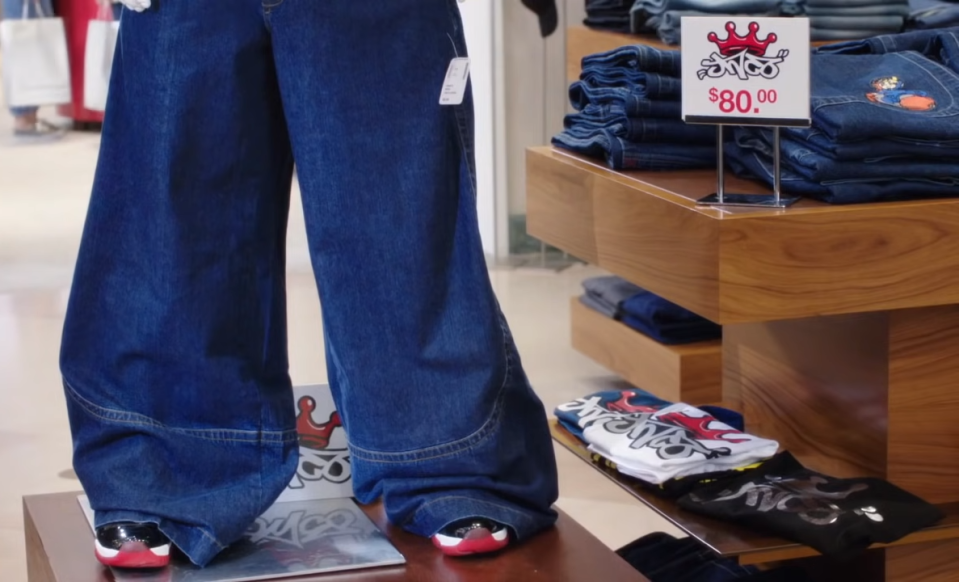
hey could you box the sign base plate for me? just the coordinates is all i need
[696,193,801,208]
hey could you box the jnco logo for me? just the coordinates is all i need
[697,21,788,81]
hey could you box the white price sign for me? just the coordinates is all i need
[681,17,810,127]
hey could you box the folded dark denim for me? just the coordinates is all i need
[809,15,906,29]
[580,292,619,319]
[785,127,959,160]
[816,25,959,54]
[569,83,683,114]
[581,44,682,77]
[621,314,723,344]
[632,0,779,16]
[734,128,959,181]
[807,4,911,16]
[552,129,716,170]
[583,101,683,121]
[810,50,959,142]
[578,70,683,100]
[910,3,959,30]
[620,291,722,345]
[812,27,904,41]
[621,290,713,325]
[726,138,959,204]
[565,112,716,144]
[582,275,644,311]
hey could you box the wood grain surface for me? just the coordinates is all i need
[887,305,959,505]
[725,313,890,481]
[24,492,649,582]
[527,146,959,324]
[570,297,721,404]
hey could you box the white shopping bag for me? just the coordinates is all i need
[83,1,118,112]
[0,0,71,108]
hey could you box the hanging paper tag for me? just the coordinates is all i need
[439,57,470,106]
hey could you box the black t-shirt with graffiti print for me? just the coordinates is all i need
[677,452,944,559]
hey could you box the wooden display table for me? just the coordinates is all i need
[24,492,648,582]
[528,147,959,581]
[570,296,722,404]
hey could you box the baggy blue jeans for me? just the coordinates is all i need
[59,0,559,567]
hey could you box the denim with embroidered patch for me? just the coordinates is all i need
[60,0,558,567]
[809,50,959,142]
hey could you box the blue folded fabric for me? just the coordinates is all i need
[620,291,722,345]
[579,292,618,319]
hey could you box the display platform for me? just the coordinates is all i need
[25,492,650,582]
[76,495,404,581]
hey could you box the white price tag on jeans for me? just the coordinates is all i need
[439,57,470,106]
[681,17,810,127]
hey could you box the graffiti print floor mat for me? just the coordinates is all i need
[78,496,405,582]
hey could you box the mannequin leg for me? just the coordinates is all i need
[60,0,298,566]
[270,0,559,542]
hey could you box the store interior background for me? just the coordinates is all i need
[0,1,681,579]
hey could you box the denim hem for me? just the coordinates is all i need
[94,509,226,567]
[402,493,558,541]
[63,379,298,444]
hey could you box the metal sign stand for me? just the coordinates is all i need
[696,125,801,208]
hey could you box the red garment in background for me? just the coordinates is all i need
[55,0,106,125]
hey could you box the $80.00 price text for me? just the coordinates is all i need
[708,88,778,114]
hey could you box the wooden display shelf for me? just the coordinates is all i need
[570,296,722,404]
[528,147,959,325]
[551,420,959,566]
[529,145,959,581]
[24,492,649,582]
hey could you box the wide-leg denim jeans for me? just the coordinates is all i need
[60,0,558,567]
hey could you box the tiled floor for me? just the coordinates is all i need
[0,110,677,581]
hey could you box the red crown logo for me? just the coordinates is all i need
[295,396,342,450]
[707,21,776,57]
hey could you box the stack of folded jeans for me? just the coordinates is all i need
[725,27,959,204]
[553,45,718,170]
[629,0,792,45]
[783,0,910,40]
[908,0,959,30]
[555,389,779,484]
[584,0,633,33]
[579,275,722,343]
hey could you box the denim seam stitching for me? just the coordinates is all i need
[64,381,297,444]
[349,314,515,463]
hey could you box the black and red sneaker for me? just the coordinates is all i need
[431,518,510,557]
[95,522,171,568]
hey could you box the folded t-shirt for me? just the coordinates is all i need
[584,403,779,484]
[678,452,945,558]
[554,389,673,441]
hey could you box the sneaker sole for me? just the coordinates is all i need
[95,540,171,568]
[432,528,509,557]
